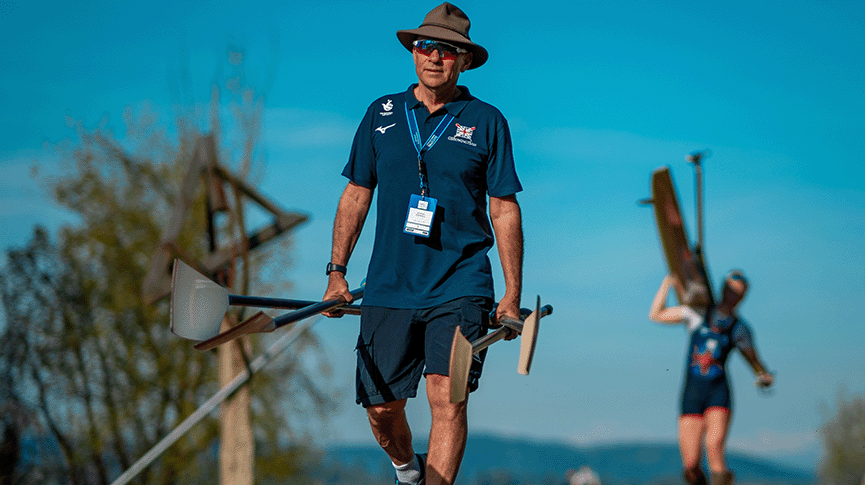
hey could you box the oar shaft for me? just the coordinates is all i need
[229,294,314,308]
[471,326,509,353]
[695,161,704,250]
[228,294,362,315]
[272,287,364,330]
[473,304,553,353]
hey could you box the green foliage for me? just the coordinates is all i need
[0,113,220,484]
[819,390,865,485]
[0,61,332,484]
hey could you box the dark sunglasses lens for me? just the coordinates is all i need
[416,40,458,59]
[417,43,436,55]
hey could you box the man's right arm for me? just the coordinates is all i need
[322,181,373,314]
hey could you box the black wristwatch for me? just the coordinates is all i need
[326,263,347,276]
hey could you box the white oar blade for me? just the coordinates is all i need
[170,259,230,341]
[449,327,474,403]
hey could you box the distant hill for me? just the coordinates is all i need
[13,432,817,484]
[323,434,816,485]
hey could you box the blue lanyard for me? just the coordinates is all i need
[405,102,454,196]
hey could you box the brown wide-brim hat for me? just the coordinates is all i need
[396,2,488,69]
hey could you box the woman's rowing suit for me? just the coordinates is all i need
[679,306,754,416]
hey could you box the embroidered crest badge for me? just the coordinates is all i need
[454,123,476,141]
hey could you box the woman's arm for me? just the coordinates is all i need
[648,275,686,324]
[735,323,775,388]
[740,347,775,388]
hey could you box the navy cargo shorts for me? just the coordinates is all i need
[355,296,492,407]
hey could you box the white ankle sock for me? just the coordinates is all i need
[393,454,421,484]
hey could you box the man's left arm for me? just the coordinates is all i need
[489,194,523,339]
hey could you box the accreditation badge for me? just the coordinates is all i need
[403,193,437,237]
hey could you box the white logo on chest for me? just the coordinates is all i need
[375,123,396,134]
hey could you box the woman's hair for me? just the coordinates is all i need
[722,269,748,292]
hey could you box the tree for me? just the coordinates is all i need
[819,390,865,485]
[0,53,334,484]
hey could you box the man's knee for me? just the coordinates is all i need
[427,374,463,402]
[683,465,707,485]
[366,399,407,424]
[426,374,467,422]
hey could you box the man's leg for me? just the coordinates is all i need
[425,373,468,485]
[356,304,425,482]
[416,296,489,485]
[366,398,415,465]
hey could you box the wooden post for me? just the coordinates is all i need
[142,134,309,484]
[218,314,254,485]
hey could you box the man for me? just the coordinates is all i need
[321,3,523,485]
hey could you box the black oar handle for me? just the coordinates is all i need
[271,286,365,330]
[228,294,362,315]
[488,304,553,322]
[498,304,553,332]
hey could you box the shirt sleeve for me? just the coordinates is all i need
[342,103,378,189]
[681,306,704,332]
[732,319,754,352]
[486,115,522,197]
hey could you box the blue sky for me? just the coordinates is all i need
[2,0,864,473]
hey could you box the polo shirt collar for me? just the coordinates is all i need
[405,84,473,117]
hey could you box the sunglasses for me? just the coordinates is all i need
[412,39,468,60]
[726,270,747,283]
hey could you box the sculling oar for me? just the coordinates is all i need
[194,285,364,351]
[449,296,553,403]
[686,150,715,304]
[170,258,361,341]
[686,150,710,255]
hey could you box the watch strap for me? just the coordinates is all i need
[326,263,347,275]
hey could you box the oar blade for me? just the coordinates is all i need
[170,259,230,341]
[449,327,474,403]
[517,296,542,375]
[194,311,275,351]
[193,285,365,350]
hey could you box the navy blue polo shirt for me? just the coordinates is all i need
[343,84,522,308]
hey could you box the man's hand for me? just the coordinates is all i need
[491,295,521,340]
[321,273,353,318]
